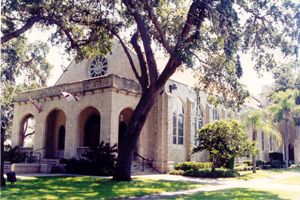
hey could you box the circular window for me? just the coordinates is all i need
[88,56,108,78]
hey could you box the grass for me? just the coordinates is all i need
[234,167,300,180]
[173,188,300,200]
[236,170,279,180]
[0,176,200,200]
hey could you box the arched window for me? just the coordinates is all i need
[172,98,184,145]
[19,114,36,148]
[213,108,219,121]
[194,105,203,146]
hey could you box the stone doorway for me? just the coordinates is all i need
[118,108,139,160]
[45,109,66,159]
[78,106,101,148]
[288,143,295,162]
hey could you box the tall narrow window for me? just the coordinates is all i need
[262,132,265,151]
[178,114,184,144]
[194,104,203,146]
[213,108,219,121]
[172,98,184,145]
[270,136,272,151]
[173,113,177,144]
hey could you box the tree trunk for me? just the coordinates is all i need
[1,128,6,187]
[113,88,160,181]
[284,118,290,169]
[252,130,257,173]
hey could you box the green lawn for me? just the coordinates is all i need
[235,167,300,180]
[173,188,300,200]
[1,176,200,200]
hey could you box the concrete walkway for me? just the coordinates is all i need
[125,172,300,199]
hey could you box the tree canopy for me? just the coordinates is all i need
[271,62,300,92]
[2,0,299,106]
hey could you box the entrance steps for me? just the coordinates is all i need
[131,160,160,175]
[40,159,66,173]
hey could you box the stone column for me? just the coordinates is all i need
[33,111,47,158]
[64,109,78,158]
[11,105,21,147]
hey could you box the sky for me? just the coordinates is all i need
[27,27,274,96]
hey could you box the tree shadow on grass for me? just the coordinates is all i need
[1,176,199,200]
[175,188,290,200]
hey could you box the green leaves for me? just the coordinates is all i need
[268,89,300,123]
[193,120,254,169]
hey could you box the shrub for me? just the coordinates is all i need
[243,160,252,166]
[256,160,266,167]
[269,152,284,162]
[61,141,117,176]
[169,170,184,175]
[183,168,240,178]
[268,160,283,169]
[3,145,27,163]
[174,162,212,171]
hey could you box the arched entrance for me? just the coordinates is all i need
[119,108,139,160]
[79,107,101,148]
[45,109,66,158]
[57,125,65,158]
[19,114,36,148]
[288,143,295,162]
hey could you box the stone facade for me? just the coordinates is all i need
[11,41,300,173]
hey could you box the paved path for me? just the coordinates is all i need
[125,172,300,199]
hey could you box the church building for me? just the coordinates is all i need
[10,41,299,173]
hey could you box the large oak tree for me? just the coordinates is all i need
[0,37,52,186]
[1,0,299,181]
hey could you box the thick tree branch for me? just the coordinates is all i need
[157,0,205,88]
[24,131,35,138]
[144,0,173,54]
[123,0,158,87]
[1,16,41,44]
[130,32,149,91]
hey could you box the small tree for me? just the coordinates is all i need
[243,109,280,173]
[193,120,253,172]
[268,89,300,168]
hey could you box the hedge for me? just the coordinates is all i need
[174,162,212,171]
[183,168,240,178]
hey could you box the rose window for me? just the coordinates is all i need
[88,56,108,78]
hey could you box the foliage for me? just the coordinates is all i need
[268,89,300,124]
[174,162,212,171]
[169,169,184,176]
[1,37,52,85]
[0,176,199,199]
[271,62,300,92]
[193,120,254,171]
[61,142,117,176]
[243,109,280,142]
[183,168,240,178]
[2,0,299,106]
[3,145,26,163]
[243,160,252,166]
